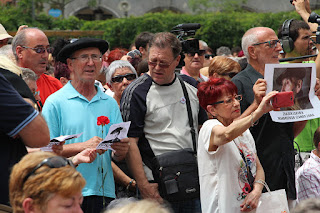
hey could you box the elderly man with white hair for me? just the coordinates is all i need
[106,60,138,106]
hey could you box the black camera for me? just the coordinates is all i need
[308,12,320,24]
[171,23,201,52]
[308,12,320,44]
[171,23,201,68]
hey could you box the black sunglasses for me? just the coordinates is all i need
[186,50,206,57]
[205,54,214,59]
[23,156,75,184]
[111,73,136,83]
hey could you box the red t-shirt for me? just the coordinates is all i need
[37,74,62,104]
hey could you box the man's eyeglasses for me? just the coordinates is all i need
[111,73,137,83]
[33,91,40,96]
[205,54,214,59]
[22,46,53,54]
[186,50,206,57]
[219,72,238,79]
[148,59,175,69]
[211,95,242,105]
[252,40,281,49]
[71,54,102,62]
[23,156,75,184]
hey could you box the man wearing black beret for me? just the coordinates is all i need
[42,38,130,213]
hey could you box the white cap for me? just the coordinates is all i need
[0,24,13,41]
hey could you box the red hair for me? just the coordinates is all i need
[106,48,128,64]
[197,77,238,110]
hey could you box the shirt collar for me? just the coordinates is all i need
[311,150,320,164]
[246,64,264,82]
[181,66,207,82]
[65,81,109,102]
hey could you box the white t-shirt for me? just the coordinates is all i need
[198,119,257,213]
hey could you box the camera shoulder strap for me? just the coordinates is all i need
[177,74,197,153]
[141,74,197,171]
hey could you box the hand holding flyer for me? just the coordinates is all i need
[96,121,131,151]
[40,133,83,152]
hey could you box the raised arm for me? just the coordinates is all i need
[293,0,318,32]
[209,91,278,151]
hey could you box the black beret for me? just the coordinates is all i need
[276,68,306,85]
[57,38,109,63]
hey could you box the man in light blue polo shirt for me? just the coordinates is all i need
[42,38,129,213]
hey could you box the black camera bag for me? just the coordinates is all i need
[152,148,200,202]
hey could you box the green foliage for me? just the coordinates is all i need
[189,0,214,13]
[2,4,320,51]
[87,0,97,8]
[54,16,84,30]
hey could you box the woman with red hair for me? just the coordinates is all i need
[106,48,128,65]
[197,78,278,213]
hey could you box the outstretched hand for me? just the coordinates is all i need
[72,148,98,166]
[257,91,279,114]
[52,141,65,156]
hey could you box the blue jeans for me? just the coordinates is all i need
[169,198,201,213]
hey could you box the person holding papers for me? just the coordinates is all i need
[42,38,129,213]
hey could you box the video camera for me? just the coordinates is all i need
[308,12,320,44]
[171,23,202,68]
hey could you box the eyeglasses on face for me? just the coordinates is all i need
[219,72,238,79]
[71,54,102,62]
[23,156,75,184]
[211,94,242,105]
[33,91,40,96]
[186,50,206,57]
[205,54,214,59]
[111,73,137,83]
[148,59,175,69]
[22,46,53,54]
[252,39,281,49]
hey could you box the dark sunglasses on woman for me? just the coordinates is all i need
[111,73,137,83]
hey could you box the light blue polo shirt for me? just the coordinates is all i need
[42,81,122,198]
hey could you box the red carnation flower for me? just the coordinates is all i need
[97,116,110,126]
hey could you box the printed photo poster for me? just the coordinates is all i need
[265,63,320,123]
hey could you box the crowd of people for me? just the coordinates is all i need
[2,0,320,212]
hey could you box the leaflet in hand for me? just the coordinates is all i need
[96,121,131,151]
[40,132,83,152]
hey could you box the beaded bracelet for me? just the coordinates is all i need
[254,179,265,185]
[126,179,135,190]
